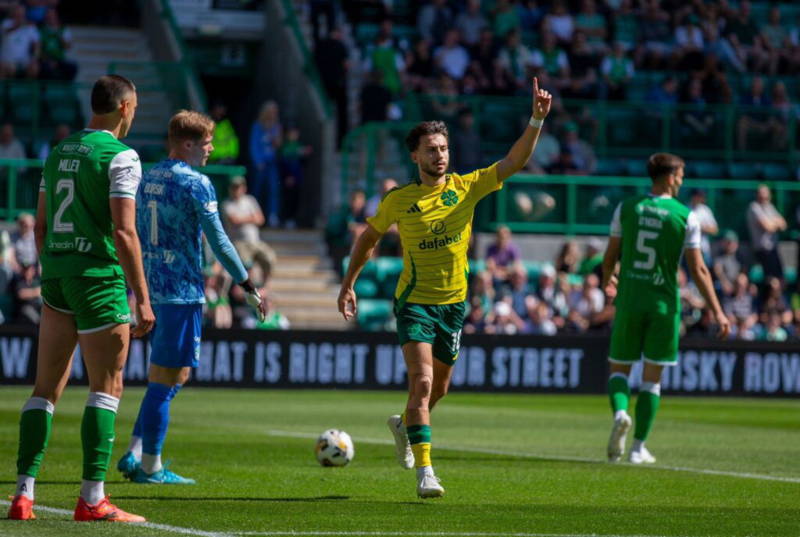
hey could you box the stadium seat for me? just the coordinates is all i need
[357,298,393,331]
[761,162,792,181]
[785,267,797,287]
[595,158,627,176]
[354,277,379,299]
[43,84,81,126]
[8,82,38,124]
[469,258,486,274]
[605,108,640,146]
[376,256,403,298]
[624,158,645,177]
[524,260,542,282]
[688,160,727,179]
[728,162,762,180]
[0,294,12,321]
[748,264,764,285]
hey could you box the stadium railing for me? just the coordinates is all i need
[0,159,246,221]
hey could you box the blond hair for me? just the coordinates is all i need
[168,110,215,146]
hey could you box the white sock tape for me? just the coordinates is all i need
[640,382,661,396]
[86,392,120,413]
[22,397,54,415]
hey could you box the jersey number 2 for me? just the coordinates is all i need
[53,179,75,233]
[633,230,658,270]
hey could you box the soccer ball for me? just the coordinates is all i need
[314,429,355,467]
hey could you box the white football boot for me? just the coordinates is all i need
[386,415,414,469]
[628,444,656,464]
[607,412,632,462]
[416,468,445,498]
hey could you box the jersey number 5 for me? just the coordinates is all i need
[633,230,658,270]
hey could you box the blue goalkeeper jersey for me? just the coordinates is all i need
[137,159,248,305]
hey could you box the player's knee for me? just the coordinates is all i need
[410,374,433,399]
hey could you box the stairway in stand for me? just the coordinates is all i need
[263,229,350,330]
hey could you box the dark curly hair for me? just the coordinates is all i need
[405,121,449,152]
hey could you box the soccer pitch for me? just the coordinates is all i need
[0,387,797,537]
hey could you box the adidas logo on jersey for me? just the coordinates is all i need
[406,203,422,214]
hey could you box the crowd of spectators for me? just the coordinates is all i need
[0,1,77,81]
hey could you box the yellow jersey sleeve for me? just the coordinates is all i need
[462,162,501,201]
[366,190,397,234]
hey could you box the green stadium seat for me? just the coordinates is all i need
[354,277,378,299]
[0,294,12,321]
[761,162,791,181]
[786,267,797,286]
[357,298,393,331]
[624,158,645,177]
[343,256,377,280]
[749,264,764,285]
[605,108,640,146]
[43,84,81,126]
[8,83,38,124]
[524,260,542,282]
[469,258,486,274]
[689,160,727,179]
[376,256,403,298]
[355,24,379,47]
[595,158,627,176]
[728,162,762,180]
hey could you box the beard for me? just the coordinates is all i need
[420,162,447,178]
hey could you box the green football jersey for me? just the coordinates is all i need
[39,129,142,280]
[611,194,701,315]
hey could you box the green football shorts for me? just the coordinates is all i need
[394,300,466,366]
[609,308,680,365]
[42,275,131,333]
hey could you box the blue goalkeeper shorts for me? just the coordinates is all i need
[149,304,203,368]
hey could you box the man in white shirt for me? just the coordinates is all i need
[688,188,718,264]
[1,5,40,78]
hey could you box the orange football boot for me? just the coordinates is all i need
[73,496,145,522]
[7,495,36,520]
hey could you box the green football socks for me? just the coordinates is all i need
[608,373,630,414]
[81,392,119,482]
[634,382,661,442]
[16,397,55,482]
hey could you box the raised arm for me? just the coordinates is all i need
[496,77,552,182]
[338,224,383,321]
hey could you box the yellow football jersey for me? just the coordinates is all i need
[367,163,501,305]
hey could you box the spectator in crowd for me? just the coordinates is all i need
[567,272,604,329]
[204,269,233,329]
[405,38,435,93]
[470,28,500,86]
[530,32,569,89]
[672,12,705,71]
[575,0,607,54]
[769,81,796,150]
[309,0,337,45]
[507,264,531,319]
[555,240,580,274]
[417,0,454,45]
[463,296,488,334]
[600,41,633,100]
[314,26,350,147]
[759,311,788,342]
[544,0,574,45]
[0,123,25,160]
[470,270,495,316]
[760,5,792,76]
[636,0,673,69]
[208,102,240,165]
[578,237,604,276]
[25,0,49,25]
[360,68,393,127]
[536,263,568,319]
[10,261,41,325]
[561,121,596,174]
[485,225,522,289]
[528,122,559,172]
[492,0,521,40]
[9,212,36,271]
[1,4,39,78]
[723,272,758,339]
[498,29,534,92]
[646,75,679,106]
[366,177,398,217]
[486,299,525,335]
[523,297,557,335]
[611,0,638,51]
[688,188,718,265]
[326,189,367,277]
[434,29,470,81]
[679,78,715,146]
[249,100,283,227]
[428,74,461,122]
[38,8,76,80]
[679,267,706,333]
[713,230,741,297]
[737,76,774,151]
[455,0,487,48]
[747,184,786,281]
[759,276,792,326]
[451,107,481,174]
[722,0,767,73]
[222,176,277,284]
[561,31,598,99]
[364,18,406,95]
[517,0,546,34]
[36,123,70,160]
[279,125,312,228]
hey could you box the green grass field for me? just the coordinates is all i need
[0,387,798,537]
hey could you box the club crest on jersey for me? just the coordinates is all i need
[430,220,446,235]
[441,190,458,206]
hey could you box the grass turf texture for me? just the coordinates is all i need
[0,387,798,537]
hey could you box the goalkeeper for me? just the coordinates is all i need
[117,110,266,484]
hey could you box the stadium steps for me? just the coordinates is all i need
[69,26,174,149]
[263,229,349,330]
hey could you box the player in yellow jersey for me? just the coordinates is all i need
[338,78,552,498]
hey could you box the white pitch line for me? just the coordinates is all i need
[0,500,228,537]
[267,430,800,484]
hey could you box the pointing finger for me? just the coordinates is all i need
[533,76,539,95]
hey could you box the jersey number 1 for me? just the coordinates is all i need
[147,200,158,245]
[633,230,658,270]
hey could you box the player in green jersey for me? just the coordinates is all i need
[8,75,155,523]
[601,153,730,464]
